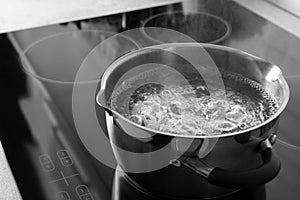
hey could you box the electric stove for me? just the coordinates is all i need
[1,1,300,200]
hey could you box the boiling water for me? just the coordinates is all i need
[109,71,278,136]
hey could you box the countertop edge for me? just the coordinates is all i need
[0,141,22,200]
[0,0,182,34]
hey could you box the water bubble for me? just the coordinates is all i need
[161,89,172,96]
[129,115,143,125]
[169,101,182,115]
[214,120,237,132]
[226,105,247,124]
[239,123,248,130]
[175,86,184,93]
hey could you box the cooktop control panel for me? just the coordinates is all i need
[38,149,93,200]
[33,104,107,200]
[15,79,109,200]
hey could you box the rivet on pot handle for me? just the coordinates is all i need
[170,138,281,188]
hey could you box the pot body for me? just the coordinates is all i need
[96,43,289,199]
[106,112,279,199]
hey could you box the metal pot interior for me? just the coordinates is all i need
[97,43,289,138]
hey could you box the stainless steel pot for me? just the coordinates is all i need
[96,43,289,199]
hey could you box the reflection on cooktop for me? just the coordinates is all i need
[112,167,266,200]
[226,2,300,79]
[278,77,300,150]
[265,77,300,200]
[267,144,300,200]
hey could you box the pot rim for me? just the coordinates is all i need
[97,43,290,139]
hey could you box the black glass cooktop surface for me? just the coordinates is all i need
[1,1,300,200]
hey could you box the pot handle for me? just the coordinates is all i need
[171,138,281,188]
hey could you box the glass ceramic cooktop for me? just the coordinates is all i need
[2,1,300,200]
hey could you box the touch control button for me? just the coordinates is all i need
[56,191,70,200]
[57,150,73,167]
[39,154,55,172]
[57,150,69,158]
[76,185,94,200]
[80,194,94,200]
[76,185,89,195]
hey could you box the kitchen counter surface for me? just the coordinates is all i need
[0,141,22,200]
[0,0,181,34]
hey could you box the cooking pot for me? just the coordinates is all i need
[96,43,289,199]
